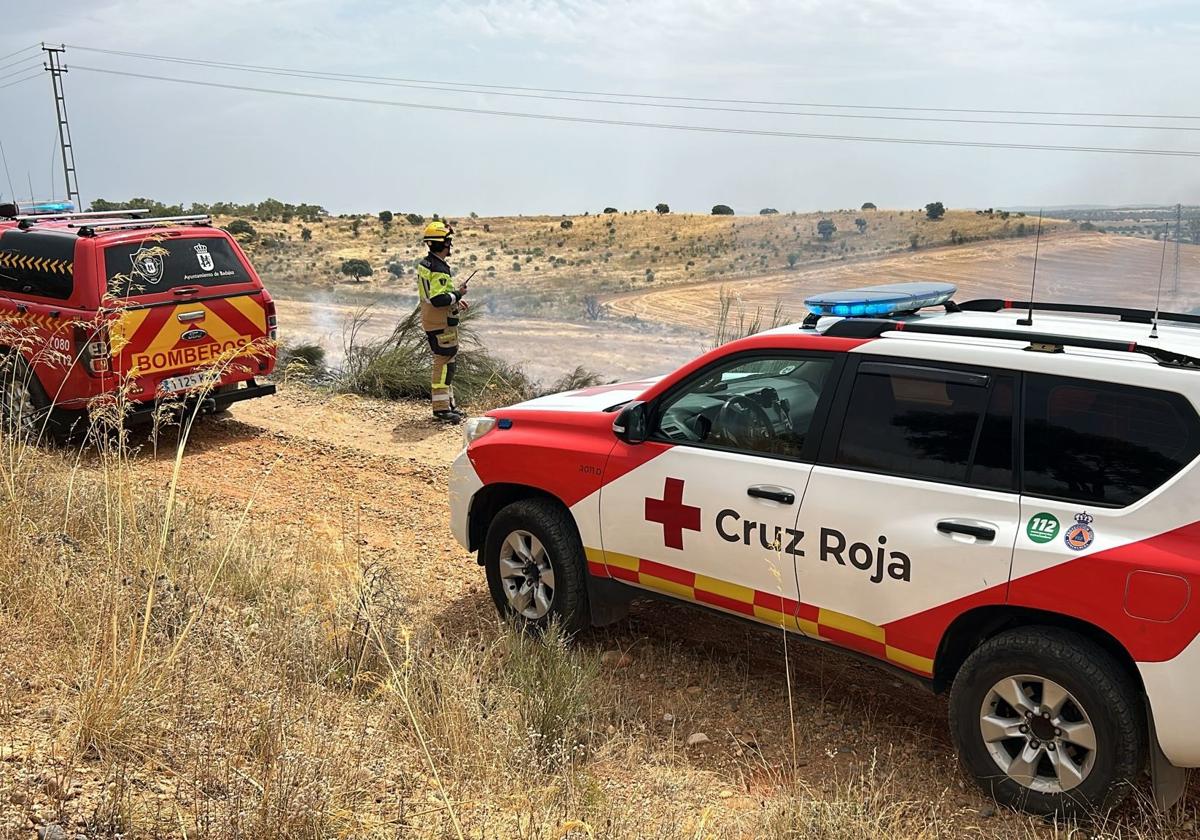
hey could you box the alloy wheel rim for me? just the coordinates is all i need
[498,529,555,620]
[3,378,37,437]
[979,674,1097,794]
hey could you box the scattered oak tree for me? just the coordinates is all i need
[861,202,877,210]
[925,202,946,220]
[816,218,837,241]
[759,207,779,215]
[341,258,373,282]
[855,217,867,233]
[224,219,257,241]
[300,227,312,241]
[655,203,670,214]
[378,210,393,227]
[603,207,618,214]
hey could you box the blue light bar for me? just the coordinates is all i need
[804,282,957,318]
[21,200,75,216]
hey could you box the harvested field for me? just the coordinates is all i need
[606,232,1200,330]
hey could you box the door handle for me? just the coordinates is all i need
[747,485,795,505]
[937,519,997,542]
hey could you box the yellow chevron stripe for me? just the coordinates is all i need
[227,294,267,329]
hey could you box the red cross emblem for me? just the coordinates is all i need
[645,477,702,550]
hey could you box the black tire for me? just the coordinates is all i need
[948,628,1145,817]
[0,355,71,444]
[483,498,590,634]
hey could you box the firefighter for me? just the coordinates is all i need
[417,220,468,423]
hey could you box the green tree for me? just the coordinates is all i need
[711,204,735,215]
[406,212,425,226]
[379,210,393,226]
[655,203,670,214]
[816,218,836,241]
[855,217,867,233]
[759,207,779,215]
[341,258,373,281]
[786,253,800,268]
[560,218,574,229]
[301,227,312,241]
[603,207,618,214]
[925,202,946,220]
[861,202,877,211]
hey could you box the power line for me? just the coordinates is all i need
[71,65,1200,158]
[56,46,1200,133]
[0,44,39,65]
[0,53,41,74]
[0,137,15,203]
[0,60,42,83]
[0,72,41,92]
[67,42,1200,122]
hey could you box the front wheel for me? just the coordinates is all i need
[948,628,1146,817]
[483,498,590,634]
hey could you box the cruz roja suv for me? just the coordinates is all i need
[450,282,1200,816]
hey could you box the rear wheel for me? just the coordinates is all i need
[948,628,1145,816]
[483,498,590,633]
[0,356,56,442]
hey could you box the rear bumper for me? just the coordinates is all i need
[124,379,276,424]
[1140,633,1200,767]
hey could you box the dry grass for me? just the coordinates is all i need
[0,362,1194,836]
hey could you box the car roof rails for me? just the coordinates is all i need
[958,298,1200,328]
[14,208,151,229]
[821,317,1200,369]
[70,215,213,237]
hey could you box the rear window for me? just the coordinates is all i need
[104,236,252,296]
[1023,375,1200,507]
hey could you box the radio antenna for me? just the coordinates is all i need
[1017,209,1044,326]
[1150,220,1171,340]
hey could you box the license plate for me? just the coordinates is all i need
[158,372,209,395]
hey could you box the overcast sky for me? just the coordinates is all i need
[2,0,1199,215]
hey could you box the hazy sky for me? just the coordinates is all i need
[2,1,1199,215]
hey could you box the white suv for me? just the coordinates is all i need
[449,283,1200,815]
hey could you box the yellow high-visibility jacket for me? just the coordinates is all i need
[416,254,461,332]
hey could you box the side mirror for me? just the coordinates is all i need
[613,400,649,444]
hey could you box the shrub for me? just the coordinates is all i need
[711,204,734,215]
[655,203,670,214]
[759,208,779,215]
[855,218,867,233]
[378,210,393,225]
[786,253,800,268]
[816,219,836,241]
[560,219,574,229]
[925,202,946,220]
[861,202,877,210]
[602,207,618,214]
[300,227,312,241]
[278,341,328,380]
[405,212,424,226]
[909,233,920,250]
[224,219,257,240]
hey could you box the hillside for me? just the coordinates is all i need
[234,209,1074,320]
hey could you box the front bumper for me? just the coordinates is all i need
[449,447,483,550]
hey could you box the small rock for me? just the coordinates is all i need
[662,713,675,724]
[686,732,710,747]
[9,791,27,805]
[718,789,733,799]
[599,650,632,669]
[977,804,996,819]
[37,825,68,840]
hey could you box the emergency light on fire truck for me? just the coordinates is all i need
[803,281,957,318]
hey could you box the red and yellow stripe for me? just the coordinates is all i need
[586,548,935,676]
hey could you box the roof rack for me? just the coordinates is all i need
[70,215,213,237]
[821,317,1200,369]
[958,299,1200,327]
[14,208,151,230]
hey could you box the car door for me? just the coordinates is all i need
[794,358,1020,676]
[598,351,842,630]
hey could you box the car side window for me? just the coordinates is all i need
[654,355,835,459]
[0,232,74,301]
[1023,375,1200,507]
[834,362,1014,488]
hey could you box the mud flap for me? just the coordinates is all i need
[586,574,632,627]
[1146,697,1188,810]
